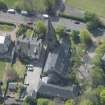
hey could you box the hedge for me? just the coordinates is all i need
[0,21,16,27]
[59,13,86,22]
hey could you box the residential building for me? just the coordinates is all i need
[16,36,44,65]
[0,35,14,62]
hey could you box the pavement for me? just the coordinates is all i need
[24,67,42,97]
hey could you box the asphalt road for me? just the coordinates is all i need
[52,18,86,30]
[0,12,86,31]
[0,12,33,24]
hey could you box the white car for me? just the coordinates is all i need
[42,14,49,19]
[21,10,28,16]
[7,9,15,14]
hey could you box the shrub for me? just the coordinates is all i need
[59,13,86,22]
[80,29,92,46]
[0,1,8,11]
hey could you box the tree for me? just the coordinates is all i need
[37,98,49,105]
[15,0,46,12]
[84,12,97,22]
[71,30,80,44]
[0,1,8,11]
[96,42,105,56]
[79,99,93,105]
[65,99,74,105]
[37,98,54,105]
[14,1,23,13]
[56,26,65,38]
[16,25,27,37]
[80,30,92,46]
[92,54,103,66]
[100,88,105,105]
[84,12,102,30]
[92,42,105,66]
[90,67,105,87]
[23,96,37,105]
[34,20,47,37]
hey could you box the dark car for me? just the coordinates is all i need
[75,21,80,24]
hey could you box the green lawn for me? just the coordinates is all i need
[0,0,20,7]
[66,0,105,18]
[13,60,26,79]
[0,24,15,32]
[0,61,6,80]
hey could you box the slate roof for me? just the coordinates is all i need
[17,36,42,62]
[37,82,79,100]
[46,18,58,50]
[8,82,17,91]
[0,35,14,61]
[43,35,71,80]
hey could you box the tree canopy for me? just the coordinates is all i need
[80,29,92,46]
[34,20,47,37]
[65,99,74,105]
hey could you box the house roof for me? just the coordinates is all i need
[43,36,70,77]
[8,82,17,90]
[17,36,42,61]
[38,82,74,100]
[0,36,5,44]
[0,35,14,60]
[44,52,59,73]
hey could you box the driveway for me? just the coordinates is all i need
[24,67,42,97]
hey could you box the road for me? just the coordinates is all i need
[52,18,86,30]
[0,12,86,31]
[0,12,34,25]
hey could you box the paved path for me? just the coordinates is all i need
[24,67,42,97]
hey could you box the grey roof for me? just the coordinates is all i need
[46,18,57,49]
[44,52,58,73]
[44,36,70,78]
[8,82,17,90]
[17,36,42,61]
[38,82,74,100]
[0,36,14,60]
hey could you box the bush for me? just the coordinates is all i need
[90,67,105,87]
[71,30,80,44]
[0,1,8,11]
[84,12,103,30]
[80,29,92,46]
[59,13,86,22]
[0,21,15,26]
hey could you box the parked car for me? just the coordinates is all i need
[27,67,33,71]
[21,10,28,16]
[42,14,49,19]
[74,21,80,24]
[7,9,15,14]
[26,64,34,71]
